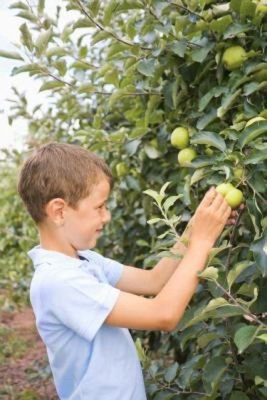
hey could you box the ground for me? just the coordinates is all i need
[0,307,58,400]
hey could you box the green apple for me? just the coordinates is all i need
[222,46,247,71]
[225,188,244,209]
[216,183,235,197]
[177,148,197,166]
[234,167,245,180]
[116,162,128,177]
[253,69,267,83]
[171,127,189,149]
[245,116,266,127]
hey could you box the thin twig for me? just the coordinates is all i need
[75,0,151,51]
[168,1,207,21]
[246,180,267,205]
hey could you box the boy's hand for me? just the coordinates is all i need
[189,187,233,249]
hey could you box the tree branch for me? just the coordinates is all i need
[75,0,151,51]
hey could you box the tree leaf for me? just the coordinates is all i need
[170,40,187,57]
[257,334,267,344]
[229,392,250,400]
[250,232,267,276]
[163,195,182,214]
[164,362,179,383]
[19,23,33,51]
[77,83,95,93]
[198,267,219,281]
[0,50,23,61]
[234,325,259,353]
[35,28,52,56]
[143,189,164,206]
[160,182,171,197]
[191,42,214,63]
[217,89,242,118]
[11,63,44,76]
[38,0,45,14]
[191,131,226,151]
[9,2,29,10]
[137,59,156,77]
[39,80,65,91]
[238,121,267,149]
[17,10,38,23]
[210,15,233,34]
[203,356,227,394]
[227,261,253,290]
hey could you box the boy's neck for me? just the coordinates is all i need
[38,225,79,259]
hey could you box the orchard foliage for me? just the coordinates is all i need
[1,0,267,398]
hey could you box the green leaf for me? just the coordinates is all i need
[229,392,250,400]
[191,42,214,63]
[210,15,233,34]
[39,80,65,91]
[17,10,38,23]
[230,0,242,13]
[144,144,161,159]
[19,23,33,51]
[147,218,163,225]
[73,18,94,29]
[46,47,68,57]
[160,182,171,197]
[250,232,267,276]
[234,325,259,353]
[9,2,29,10]
[238,121,267,149]
[35,28,52,56]
[163,195,181,214]
[257,334,267,344]
[199,87,227,112]
[164,362,179,383]
[143,189,164,206]
[227,261,253,290]
[169,40,187,57]
[103,0,118,26]
[38,0,45,14]
[217,89,242,118]
[244,149,267,164]
[0,49,23,61]
[191,131,226,151]
[11,63,43,76]
[198,267,219,281]
[203,356,227,394]
[183,298,235,328]
[190,168,206,185]
[197,108,218,130]
[77,83,95,93]
[88,0,100,17]
[240,0,256,19]
[137,59,156,77]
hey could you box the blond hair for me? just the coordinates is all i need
[18,142,113,223]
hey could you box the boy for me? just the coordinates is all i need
[18,142,238,400]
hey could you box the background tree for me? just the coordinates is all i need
[1,0,267,398]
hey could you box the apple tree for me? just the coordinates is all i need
[1,0,267,398]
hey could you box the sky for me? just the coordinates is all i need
[0,0,71,153]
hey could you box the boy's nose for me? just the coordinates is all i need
[103,209,111,224]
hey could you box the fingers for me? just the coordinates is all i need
[199,187,217,208]
[208,191,225,211]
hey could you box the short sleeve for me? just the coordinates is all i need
[85,251,124,286]
[47,269,120,342]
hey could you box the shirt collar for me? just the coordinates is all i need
[28,245,90,269]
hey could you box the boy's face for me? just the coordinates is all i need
[63,177,111,250]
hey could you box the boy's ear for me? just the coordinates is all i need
[44,198,67,226]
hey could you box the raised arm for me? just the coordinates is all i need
[106,188,232,331]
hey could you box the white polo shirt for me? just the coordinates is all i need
[28,246,147,400]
